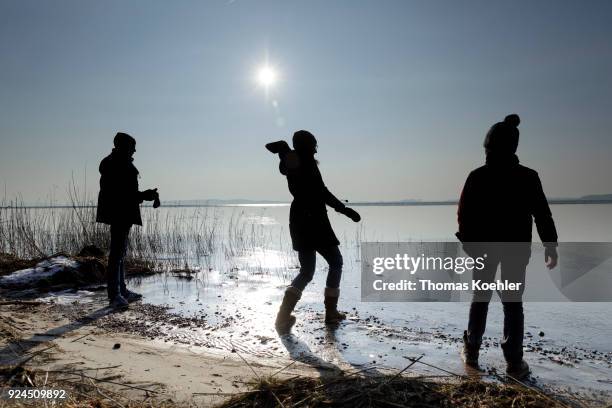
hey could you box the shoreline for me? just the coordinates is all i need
[1,293,610,407]
[0,297,324,406]
[0,251,611,406]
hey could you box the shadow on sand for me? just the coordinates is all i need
[0,305,117,365]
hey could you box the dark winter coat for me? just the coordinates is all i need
[456,153,558,245]
[268,141,346,251]
[96,150,144,226]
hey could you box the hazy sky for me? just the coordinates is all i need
[1,0,611,203]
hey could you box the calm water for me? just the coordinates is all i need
[129,204,612,396]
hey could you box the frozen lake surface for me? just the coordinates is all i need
[127,204,612,396]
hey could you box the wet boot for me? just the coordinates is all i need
[324,287,346,324]
[461,330,480,368]
[506,360,530,380]
[275,286,301,334]
[501,302,528,379]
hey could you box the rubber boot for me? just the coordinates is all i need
[461,330,480,368]
[324,287,346,324]
[275,286,301,334]
[506,360,530,380]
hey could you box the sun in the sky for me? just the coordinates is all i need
[256,65,278,88]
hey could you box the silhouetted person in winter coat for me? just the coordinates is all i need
[456,114,558,379]
[96,132,160,309]
[266,130,361,334]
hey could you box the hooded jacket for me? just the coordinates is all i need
[96,150,144,226]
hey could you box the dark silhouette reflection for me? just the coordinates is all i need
[266,130,361,334]
[96,132,159,308]
[456,114,558,379]
[279,333,341,377]
[277,323,385,379]
[322,325,386,378]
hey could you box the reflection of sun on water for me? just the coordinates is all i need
[241,248,289,269]
[244,215,279,225]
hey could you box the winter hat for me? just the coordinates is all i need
[483,114,520,153]
[292,130,318,154]
[114,132,136,149]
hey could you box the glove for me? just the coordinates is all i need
[544,246,558,269]
[153,191,161,208]
[141,188,158,202]
[338,206,361,222]
[265,140,290,154]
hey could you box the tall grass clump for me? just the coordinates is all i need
[0,179,223,271]
[0,180,299,278]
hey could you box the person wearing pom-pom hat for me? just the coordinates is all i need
[456,114,558,379]
[266,130,361,334]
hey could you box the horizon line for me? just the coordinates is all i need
[3,197,612,210]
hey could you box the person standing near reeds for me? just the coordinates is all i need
[96,132,160,309]
[456,114,558,379]
[266,130,361,334]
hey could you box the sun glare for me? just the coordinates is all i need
[257,66,277,87]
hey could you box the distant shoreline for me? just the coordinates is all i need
[3,198,612,209]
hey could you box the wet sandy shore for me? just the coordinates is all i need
[0,297,326,406]
[2,289,610,406]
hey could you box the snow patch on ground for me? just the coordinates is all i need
[0,256,78,286]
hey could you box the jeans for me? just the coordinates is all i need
[290,246,343,291]
[466,245,530,363]
[107,224,131,300]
